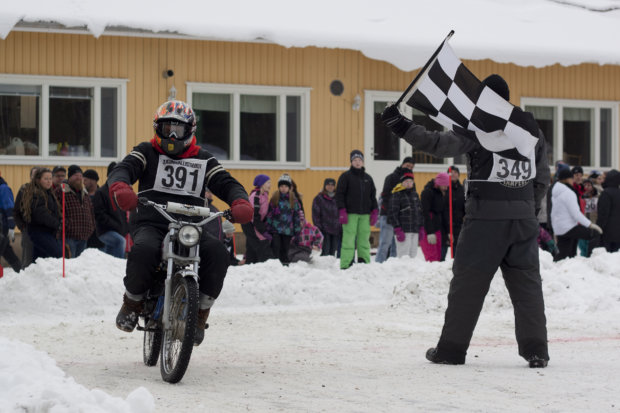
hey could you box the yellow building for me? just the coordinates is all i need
[1,21,619,218]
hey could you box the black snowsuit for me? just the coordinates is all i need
[401,120,550,364]
[107,142,248,299]
[444,179,466,255]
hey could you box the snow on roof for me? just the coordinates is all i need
[2,0,620,70]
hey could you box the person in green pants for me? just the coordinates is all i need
[336,150,378,269]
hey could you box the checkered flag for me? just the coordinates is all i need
[399,32,539,159]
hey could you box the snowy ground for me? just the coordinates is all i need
[1,248,620,412]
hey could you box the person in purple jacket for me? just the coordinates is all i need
[312,178,340,256]
[241,174,274,264]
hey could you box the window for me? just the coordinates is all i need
[0,74,126,163]
[523,98,618,168]
[188,83,309,167]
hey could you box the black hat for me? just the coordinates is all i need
[571,166,584,175]
[482,74,510,101]
[323,178,336,188]
[402,156,415,166]
[448,165,460,174]
[278,173,292,187]
[83,169,99,181]
[350,149,364,162]
[67,165,83,179]
[557,167,573,181]
[52,166,66,175]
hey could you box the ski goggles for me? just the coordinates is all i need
[156,120,191,140]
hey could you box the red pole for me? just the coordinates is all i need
[62,185,66,278]
[448,167,454,259]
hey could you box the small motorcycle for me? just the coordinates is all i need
[136,197,230,383]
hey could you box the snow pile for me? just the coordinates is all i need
[0,336,154,413]
[2,247,619,320]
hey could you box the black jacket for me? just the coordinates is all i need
[29,189,61,234]
[107,142,248,228]
[388,186,422,233]
[94,182,130,237]
[380,166,414,216]
[421,179,449,240]
[597,170,620,243]
[336,166,378,215]
[402,123,550,220]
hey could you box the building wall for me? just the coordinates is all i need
[1,31,619,214]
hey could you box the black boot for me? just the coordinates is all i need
[527,355,548,368]
[425,347,465,365]
[4,246,22,273]
[116,294,144,332]
[194,308,210,346]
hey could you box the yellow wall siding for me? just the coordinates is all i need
[1,31,619,220]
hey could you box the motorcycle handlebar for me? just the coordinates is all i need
[137,197,232,225]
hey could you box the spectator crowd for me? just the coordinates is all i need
[1,153,619,273]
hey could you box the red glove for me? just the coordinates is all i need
[369,209,379,226]
[231,199,253,224]
[338,208,348,225]
[109,182,137,211]
[394,227,406,242]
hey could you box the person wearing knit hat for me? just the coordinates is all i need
[336,151,378,269]
[221,220,242,266]
[350,149,364,163]
[434,172,450,188]
[388,171,422,258]
[265,173,303,265]
[419,174,450,264]
[380,74,552,368]
[83,169,100,198]
[376,158,416,263]
[54,164,95,259]
[242,174,275,264]
[551,165,602,261]
[51,166,66,190]
[312,178,340,256]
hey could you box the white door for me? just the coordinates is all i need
[364,91,413,195]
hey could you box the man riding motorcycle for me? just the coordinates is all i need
[108,100,252,346]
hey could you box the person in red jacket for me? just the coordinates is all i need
[108,100,252,346]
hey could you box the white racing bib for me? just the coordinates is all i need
[488,151,537,186]
[153,155,207,197]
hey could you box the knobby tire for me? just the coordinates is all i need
[160,273,199,383]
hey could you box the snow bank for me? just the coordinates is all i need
[1,247,619,321]
[0,336,154,413]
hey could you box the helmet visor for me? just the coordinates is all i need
[157,120,191,140]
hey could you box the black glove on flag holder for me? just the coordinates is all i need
[392,31,539,161]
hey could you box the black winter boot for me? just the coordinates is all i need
[116,294,144,332]
[527,355,548,368]
[194,308,210,346]
[425,347,465,365]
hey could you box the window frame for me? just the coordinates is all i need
[0,73,127,166]
[521,97,619,169]
[364,90,464,172]
[187,82,311,169]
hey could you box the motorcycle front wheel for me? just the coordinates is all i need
[143,317,163,366]
[160,273,199,383]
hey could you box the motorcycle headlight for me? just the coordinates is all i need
[178,225,200,247]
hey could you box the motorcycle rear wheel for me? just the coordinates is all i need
[160,273,199,383]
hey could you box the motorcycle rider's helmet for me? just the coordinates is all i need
[153,100,197,156]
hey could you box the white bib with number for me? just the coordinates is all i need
[153,155,207,197]
[488,151,536,183]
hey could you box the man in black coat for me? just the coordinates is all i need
[376,157,415,263]
[382,74,551,368]
[443,166,466,259]
[596,169,620,252]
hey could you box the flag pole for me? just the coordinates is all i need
[448,167,454,259]
[395,30,455,106]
